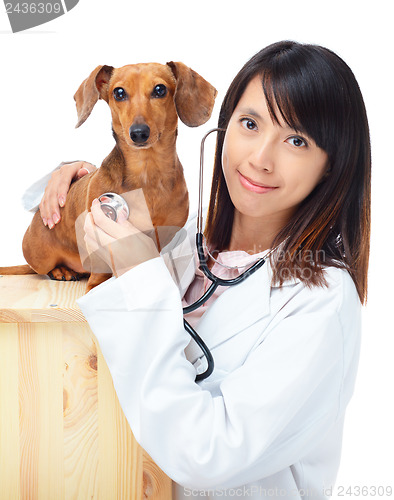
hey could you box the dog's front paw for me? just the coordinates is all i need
[48,266,82,282]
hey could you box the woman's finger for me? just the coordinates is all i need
[83,204,159,276]
[75,162,96,180]
[90,199,139,240]
[45,167,73,225]
[40,177,63,226]
[57,162,92,208]
[39,161,96,228]
[117,207,129,224]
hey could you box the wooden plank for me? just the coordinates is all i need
[0,275,173,499]
[97,342,118,499]
[0,323,21,500]
[18,322,40,499]
[18,323,64,500]
[63,323,99,500]
[143,450,174,500]
[36,323,64,499]
[97,342,143,499]
[0,275,87,324]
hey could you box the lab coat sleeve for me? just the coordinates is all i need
[77,257,357,490]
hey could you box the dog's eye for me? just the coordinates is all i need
[152,84,167,98]
[113,87,127,101]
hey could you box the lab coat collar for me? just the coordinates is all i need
[162,229,270,352]
[161,212,301,353]
[161,213,301,296]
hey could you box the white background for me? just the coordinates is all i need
[0,0,393,496]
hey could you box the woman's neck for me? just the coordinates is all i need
[228,210,290,254]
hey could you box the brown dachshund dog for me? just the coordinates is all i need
[0,62,217,290]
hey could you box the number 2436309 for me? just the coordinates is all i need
[337,485,392,496]
[5,3,62,14]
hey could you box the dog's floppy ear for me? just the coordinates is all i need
[74,65,114,128]
[167,62,217,127]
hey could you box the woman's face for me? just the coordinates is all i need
[222,76,328,228]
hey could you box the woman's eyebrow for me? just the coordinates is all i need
[238,107,263,120]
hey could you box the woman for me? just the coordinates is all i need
[37,41,371,498]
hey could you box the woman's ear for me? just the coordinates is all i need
[167,61,217,127]
[317,160,332,185]
[322,164,332,181]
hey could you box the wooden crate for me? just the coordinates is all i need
[0,274,172,500]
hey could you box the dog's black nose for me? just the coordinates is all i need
[129,124,150,144]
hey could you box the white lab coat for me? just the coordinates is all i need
[77,213,361,499]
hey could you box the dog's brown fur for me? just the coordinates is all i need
[0,62,217,291]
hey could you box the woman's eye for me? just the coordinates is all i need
[287,136,307,148]
[152,84,167,98]
[113,87,127,101]
[241,118,257,131]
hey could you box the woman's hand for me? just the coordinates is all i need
[39,161,96,228]
[83,198,159,277]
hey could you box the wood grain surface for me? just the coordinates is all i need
[0,274,172,500]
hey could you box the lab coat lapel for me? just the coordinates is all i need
[196,259,272,350]
[163,212,273,349]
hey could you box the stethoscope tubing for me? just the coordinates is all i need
[182,128,267,382]
[183,231,266,381]
[183,233,266,315]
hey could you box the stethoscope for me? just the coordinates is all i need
[182,128,267,382]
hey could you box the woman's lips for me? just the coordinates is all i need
[238,171,278,194]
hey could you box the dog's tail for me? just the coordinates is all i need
[0,265,36,275]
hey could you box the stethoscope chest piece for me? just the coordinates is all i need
[98,192,130,222]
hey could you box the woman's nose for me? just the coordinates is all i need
[249,139,275,172]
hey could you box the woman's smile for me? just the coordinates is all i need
[237,170,278,194]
